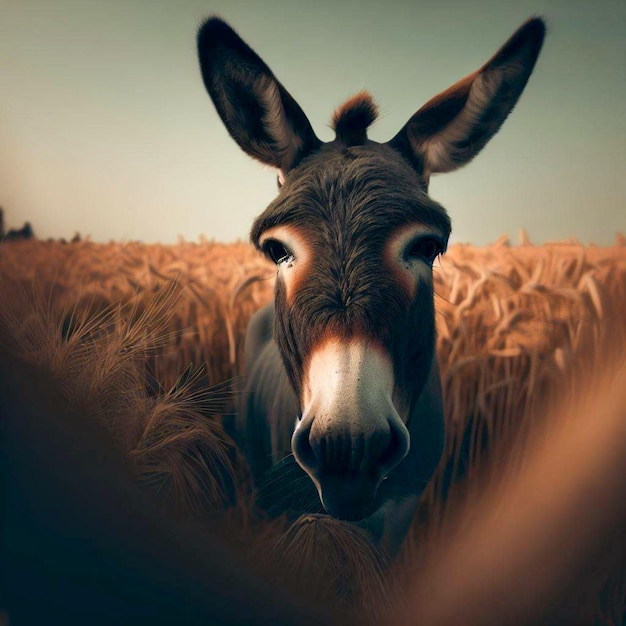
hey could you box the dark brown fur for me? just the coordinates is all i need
[331,92,379,147]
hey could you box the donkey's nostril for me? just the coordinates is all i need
[293,413,410,487]
[378,418,410,476]
[292,418,317,473]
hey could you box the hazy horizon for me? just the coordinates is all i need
[1,0,624,246]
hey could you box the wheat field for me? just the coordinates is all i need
[1,233,625,624]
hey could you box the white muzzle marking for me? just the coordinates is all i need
[297,338,409,466]
[301,338,395,423]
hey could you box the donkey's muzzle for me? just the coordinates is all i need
[292,416,409,520]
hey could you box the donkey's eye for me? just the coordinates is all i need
[262,239,294,265]
[406,237,443,264]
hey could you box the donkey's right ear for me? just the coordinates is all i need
[388,18,546,185]
[197,17,321,176]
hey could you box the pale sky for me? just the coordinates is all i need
[1,0,624,245]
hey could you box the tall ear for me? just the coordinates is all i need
[389,17,546,183]
[197,17,321,177]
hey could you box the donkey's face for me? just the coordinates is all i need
[198,17,545,520]
[251,144,450,518]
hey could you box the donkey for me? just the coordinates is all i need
[197,16,545,556]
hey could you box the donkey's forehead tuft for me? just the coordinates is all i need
[331,91,379,147]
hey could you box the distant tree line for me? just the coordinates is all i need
[0,208,35,241]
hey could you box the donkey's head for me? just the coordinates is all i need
[198,17,545,520]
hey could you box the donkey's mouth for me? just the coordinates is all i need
[318,473,381,522]
[255,455,391,522]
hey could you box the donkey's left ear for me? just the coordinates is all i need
[197,17,321,177]
[389,17,546,183]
